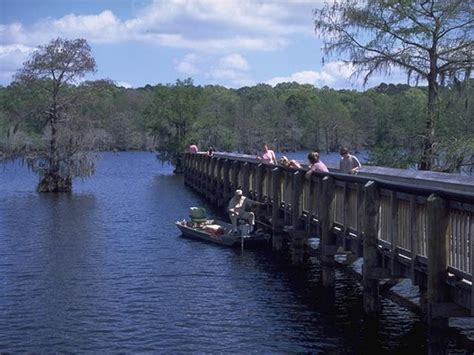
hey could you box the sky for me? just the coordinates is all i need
[0,0,408,89]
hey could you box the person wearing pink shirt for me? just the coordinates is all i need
[188,144,198,153]
[256,143,277,164]
[305,151,329,179]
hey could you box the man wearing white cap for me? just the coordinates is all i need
[227,189,257,233]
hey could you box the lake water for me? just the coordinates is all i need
[0,152,469,353]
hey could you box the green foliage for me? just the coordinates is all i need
[1,71,472,175]
[314,0,474,169]
[4,38,97,192]
[367,143,415,169]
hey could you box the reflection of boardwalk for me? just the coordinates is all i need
[183,152,474,334]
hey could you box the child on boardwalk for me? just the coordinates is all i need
[305,151,329,179]
[339,147,361,174]
[256,143,277,165]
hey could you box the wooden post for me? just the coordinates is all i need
[291,171,303,230]
[271,167,283,250]
[320,176,336,287]
[255,164,265,202]
[202,155,209,189]
[408,195,416,286]
[190,154,200,192]
[342,182,351,250]
[283,171,291,224]
[204,155,211,190]
[350,183,364,257]
[222,159,231,203]
[242,162,250,196]
[231,160,239,192]
[390,191,400,276]
[215,158,224,207]
[187,153,194,188]
[183,153,189,184]
[290,171,305,264]
[427,193,449,328]
[356,183,364,240]
[195,154,201,190]
[307,175,317,233]
[362,180,380,315]
[208,157,217,202]
[472,212,474,317]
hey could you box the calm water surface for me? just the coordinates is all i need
[0,152,467,353]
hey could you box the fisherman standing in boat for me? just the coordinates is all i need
[228,189,258,233]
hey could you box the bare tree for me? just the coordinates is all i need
[314,0,473,170]
[14,38,97,192]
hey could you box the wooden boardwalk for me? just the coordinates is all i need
[183,152,474,328]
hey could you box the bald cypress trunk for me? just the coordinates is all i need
[37,98,72,192]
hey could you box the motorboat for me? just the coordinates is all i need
[176,207,270,249]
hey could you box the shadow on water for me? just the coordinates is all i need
[227,248,469,354]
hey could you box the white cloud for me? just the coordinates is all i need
[264,60,415,89]
[265,70,333,86]
[0,0,320,50]
[219,53,249,71]
[0,44,35,81]
[0,43,34,61]
[175,53,200,75]
[0,0,329,86]
[209,53,254,87]
[117,81,133,88]
[149,33,286,52]
[135,0,315,36]
[48,10,124,44]
[172,52,253,88]
[264,61,351,87]
[322,61,354,80]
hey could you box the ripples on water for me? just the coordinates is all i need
[0,152,468,353]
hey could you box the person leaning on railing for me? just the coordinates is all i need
[280,156,302,169]
[305,151,329,180]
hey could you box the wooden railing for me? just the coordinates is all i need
[183,152,474,325]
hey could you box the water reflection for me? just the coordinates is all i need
[0,152,470,353]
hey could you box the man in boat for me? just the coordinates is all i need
[228,189,258,233]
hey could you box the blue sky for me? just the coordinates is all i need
[0,0,407,89]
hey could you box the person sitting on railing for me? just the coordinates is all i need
[228,189,258,233]
[305,151,329,179]
[256,143,277,165]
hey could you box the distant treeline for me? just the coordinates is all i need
[1,78,473,173]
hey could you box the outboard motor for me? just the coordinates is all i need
[189,207,207,224]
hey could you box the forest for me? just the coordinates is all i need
[1,77,473,173]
